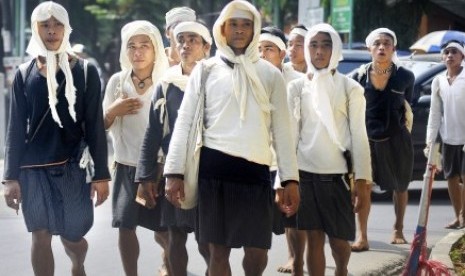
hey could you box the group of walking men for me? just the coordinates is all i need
[3,1,465,276]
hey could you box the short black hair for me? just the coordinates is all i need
[291,24,308,32]
[260,26,287,45]
[441,39,464,49]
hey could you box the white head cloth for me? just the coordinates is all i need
[212,0,271,122]
[365,27,399,64]
[173,21,213,46]
[119,20,169,89]
[26,1,75,128]
[442,41,465,56]
[259,33,286,51]
[165,7,196,29]
[303,23,346,151]
[290,27,308,38]
[164,21,212,91]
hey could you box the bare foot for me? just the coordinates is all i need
[351,240,369,252]
[277,259,293,274]
[391,230,408,244]
[158,264,169,276]
[71,265,86,276]
[445,220,462,229]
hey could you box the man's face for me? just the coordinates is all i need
[368,33,395,63]
[37,16,65,51]
[309,32,332,70]
[442,46,465,68]
[287,33,305,64]
[258,40,285,68]
[176,32,209,64]
[221,18,254,55]
[126,34,156,71]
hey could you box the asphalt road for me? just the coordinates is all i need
[0,162,456,275]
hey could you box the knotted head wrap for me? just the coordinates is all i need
[212,0,272,122]
[119,20,169,88]
[365,27,399,64]
[165,7,196,29]
[303,23,346,151]
[173,21,213,46]
[26,1,75,128]
[441,41,465,57]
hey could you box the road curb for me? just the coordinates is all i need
[430,229,464,275]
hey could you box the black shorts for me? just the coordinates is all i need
[197,177,273,249]
[111,162,165,231]
[442,143,465,179]
[296,170,355,241]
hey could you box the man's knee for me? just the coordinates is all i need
[32,230,52,247]
[169,227,188,247]
[209,243,230,262]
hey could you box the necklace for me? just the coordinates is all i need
[132,72,152,89]
[372,63,393,75]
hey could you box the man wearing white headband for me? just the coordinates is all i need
[351,27,415,252]
[284,24,308,74]
[103,20,169,276]
[287,23,371,276]
[163,0,300,275]
[164,7,197,66]
[258,25,305,275]
[135,20,211,276]
[3,2,110,275]
[426,39,465,230]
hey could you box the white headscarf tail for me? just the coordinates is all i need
[304,23,345,151]
[26,1,75,127]
[213,0,272,122]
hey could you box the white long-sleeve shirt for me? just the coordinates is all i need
[164,57,299,183]
[287,72,372,181]
[103,72,153,166]
[426,70,465,145]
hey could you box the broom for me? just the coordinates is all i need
[403,142,450,276]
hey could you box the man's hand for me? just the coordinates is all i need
[277,181,300,217]
[90,181,109,207]
[140,182,159,209]
[353,179,369,213]
[3,180,21,214]
[165,177,185,208]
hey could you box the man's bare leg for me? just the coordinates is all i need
[329,237,351,276]
[392,190,408,244]
[460,175,465,226]
[167,227,188,276]
[155,231,170,275]
[446,176,462,228]
[277,228,293,273]
[198,241,210,276]
[61,236,88,276]
[243,247,268,276]
[352,184,371,251]
[288,228,306,276]
[306,230,326,276]
[32,230,54,276]
[118,228,139,276]
[208,243,231,276]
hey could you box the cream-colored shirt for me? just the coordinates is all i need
[287,72,372,181]
[164,57,299,184]
[427,69,465,145]
[103,72,154,166]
